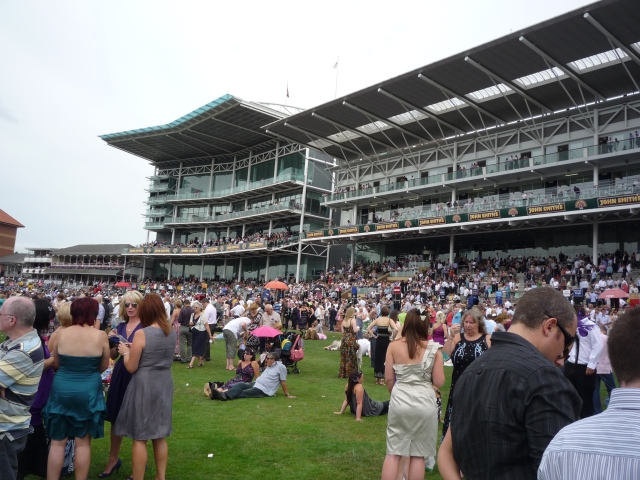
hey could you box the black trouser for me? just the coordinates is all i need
[564,362,597,419]
[329,317,336,331]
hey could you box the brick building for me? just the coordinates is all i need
[0,209,24,257]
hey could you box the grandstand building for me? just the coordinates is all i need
[103,0,640,278]
[266,0,640,266]
[101,96,332,282]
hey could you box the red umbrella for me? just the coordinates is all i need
[250,326,282,337]
[114,281,131,288]
[264,280,289,290]
[598,288,628,299]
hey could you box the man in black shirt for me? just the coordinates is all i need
[438,288,581,480]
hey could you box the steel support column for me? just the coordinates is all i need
[200,259,204,281]
[295,151,310,282]
[593,217,598,264]
[350,243,355,269]
[449,234,454,265]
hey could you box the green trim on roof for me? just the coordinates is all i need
[100,94,234,140]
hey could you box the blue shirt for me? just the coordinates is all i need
[539,389,640,479]
[254,361,287,396]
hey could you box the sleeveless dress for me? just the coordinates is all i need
[106,322,142,424]
[222,362,255,389]
[374,325,391,379]
[338,325,358,378]
[386,341,440,457]
[348,389,387,417]
[441,333,489,439]
[114,327,176,440]
[43,355,106,440]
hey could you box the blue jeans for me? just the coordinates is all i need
[593,372,617,414]
[356,319,364,340]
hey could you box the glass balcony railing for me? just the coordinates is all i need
[149,174,170,181]
[146,209,169,217]
[148,183,170,193]
[144,222,165,229]
[146,195,169,205]
[323,129,640,204]
[166,201,301,225]
[166,170,305,202]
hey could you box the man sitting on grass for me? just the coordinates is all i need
[209,352,296,401]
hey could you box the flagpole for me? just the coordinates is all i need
[334,56,339,99]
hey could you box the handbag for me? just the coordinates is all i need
[290,335,304,362]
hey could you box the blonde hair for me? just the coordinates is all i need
[118,291,144,321]
[435,311,446,324]
[249,302,260,311]
[174,299,183,309]
[57,302,72,328]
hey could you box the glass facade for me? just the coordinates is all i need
[178,230,205,245]
[278,152,304,175]
[250,160,275,182]
[177,205,208,218]
[213,172,232,191]
[234,168,248,188]
[180,174,210,195]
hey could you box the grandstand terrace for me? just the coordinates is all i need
[263,0,640,266]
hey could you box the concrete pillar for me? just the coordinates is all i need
[123,255,127,281]
[238,257,243,281]
[223,258,227,280]
[449,234,454,265]
[247,151,253,185]
[200,258,205,281]
[142,257,146,281]
[593,217,598,264]
[171,228,176,244]
[451,186,457,203]
[168,258,172,280]
[593,163,599,188]
[268,219,273,236]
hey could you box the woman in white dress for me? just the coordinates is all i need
[381,309,445,480]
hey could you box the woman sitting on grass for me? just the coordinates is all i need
[204,348,260,397]
[334,370,389,421]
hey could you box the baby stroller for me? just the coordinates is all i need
[280,331,304,374]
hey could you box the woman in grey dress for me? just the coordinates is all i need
[115,293,176,480]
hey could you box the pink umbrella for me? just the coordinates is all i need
[598,288,628,299]
[250,326,282,338]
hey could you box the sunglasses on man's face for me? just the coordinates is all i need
[556,321,576,360]
[124,303,138,308]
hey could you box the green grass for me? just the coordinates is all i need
[9,330,614,480]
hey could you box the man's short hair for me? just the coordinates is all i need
[7,297,36,328]
[608,307,640,384]
[267,352,280,361]
[511,288,575,329]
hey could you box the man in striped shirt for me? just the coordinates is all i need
[539,307,640,479]
[0,296,44,480]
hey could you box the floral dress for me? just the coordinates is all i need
[245,312,263,351]
[338,324,358,378]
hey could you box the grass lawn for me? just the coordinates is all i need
[10,330,614,480]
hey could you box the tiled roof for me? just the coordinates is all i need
[0,209,24,228]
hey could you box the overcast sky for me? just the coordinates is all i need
[1,0,592,253]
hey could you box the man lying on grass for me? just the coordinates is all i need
[209,352,296,401]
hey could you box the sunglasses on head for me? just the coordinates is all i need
[124,302,138,308]
[556,321,576,360]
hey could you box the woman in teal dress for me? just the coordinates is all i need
[44,297,110,480]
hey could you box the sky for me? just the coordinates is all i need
[0,0,593,253]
